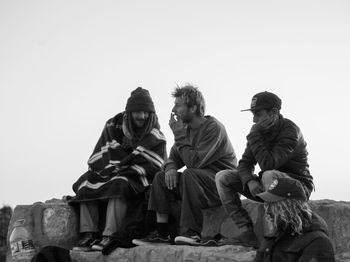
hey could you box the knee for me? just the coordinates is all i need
[153,170,166,185]
[261,170,275,182]
[215,170,230,184]
[181,168,196,182]
[261,170,282,190]
[215,169,238,186]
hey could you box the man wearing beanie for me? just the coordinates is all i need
[133,84,237,246]
[216,91,314,248]
[69,87,167,252]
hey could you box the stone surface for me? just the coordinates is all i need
[309,200,350,254]
[6,199,78,262]
[6,199,350,262]
[71,245,256,262]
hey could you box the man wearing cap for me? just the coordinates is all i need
[215,91,314,247]
[133,84,237,246]
[254,177,335,262]
[69,87,167,252]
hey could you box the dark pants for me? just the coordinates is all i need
[215,169,311,229]
[215,169,262,229]
[148,168,221,234]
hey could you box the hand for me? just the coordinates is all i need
[165,169,178,190]
[250,114,278,133]
[247,180,264,196]
[259,114,278,130]
[169,113,185,133]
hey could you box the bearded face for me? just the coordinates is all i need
[172,97,194,124]
[131,111,150,128]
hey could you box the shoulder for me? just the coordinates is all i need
[203,116,226,131]
[280,116,300,131]
[277,116,302,138]
[150,128,166,141]
[105,112,124,127]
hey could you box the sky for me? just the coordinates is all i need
[1,0,349,208]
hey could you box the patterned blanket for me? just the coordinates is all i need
[71,113,166,202]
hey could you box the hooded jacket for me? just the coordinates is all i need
[238,115,314,193]
[254,213,335,262]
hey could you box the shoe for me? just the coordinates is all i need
[72,233,100,252]
[91,236,112,251]
[200,234,227,247]
[132,231,171,246]
[174,229,201,246]
[231,228,258,248]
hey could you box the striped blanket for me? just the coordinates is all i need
[71,113,167,202]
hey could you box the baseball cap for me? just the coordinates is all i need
[241,91,281,112]
[256,177,307,203]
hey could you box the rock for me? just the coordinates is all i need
[6,199,350,262]
[70,245,256,262]
[6,202,78,262]
[309,200,350,254]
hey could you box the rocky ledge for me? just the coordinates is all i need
[5,199,350,262]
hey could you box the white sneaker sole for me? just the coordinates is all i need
[174,236,201,246]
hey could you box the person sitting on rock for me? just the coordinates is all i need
[69,87,167,252]
[215,91,314,248]
[132,84,237,246]
[254,177,335,262]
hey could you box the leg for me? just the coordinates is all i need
[132,171,178,244]
[215,169,257,229]
[215,170,259,248]
[103,198,127,236]
[148,171,181,215]
[73,201,100,251]
[80,201,100,233]
[179,168,221,234]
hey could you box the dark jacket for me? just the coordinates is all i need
[238,115,313,192]
[254,213,335,262]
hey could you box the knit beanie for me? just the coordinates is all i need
[125,87,155,113]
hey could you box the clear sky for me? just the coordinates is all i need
[1,0,349,208]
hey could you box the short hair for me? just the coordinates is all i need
[172,84,206,116]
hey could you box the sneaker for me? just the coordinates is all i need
[174,229,201,246]
[132,231,171,246]
[231,228,258,248]
[72,233,100,252]
[200,234,227,247]
[91,236,112,251]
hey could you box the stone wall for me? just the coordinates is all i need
[6,199,350,262]
[0,206,12,262]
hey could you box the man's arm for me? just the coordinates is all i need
[238,144,263,195]
[88,117,129,172]
[247,122,300,171]
[162,144,184,189]
[173,120,229,168]
[163,144,184,172]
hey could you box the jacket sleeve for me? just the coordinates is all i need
[246,122,300,171]
[163,144,185,172]
[172,120,227,169]
[296,236,335,262]
[238,143,258,186]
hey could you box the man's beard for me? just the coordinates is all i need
[132,118,147,129]
[178,111,192,124]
